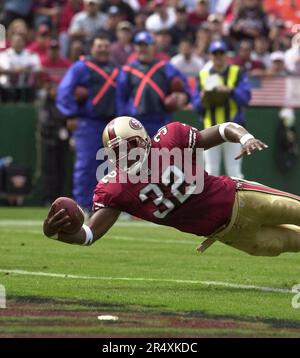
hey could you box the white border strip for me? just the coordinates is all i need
[0,269,292,294]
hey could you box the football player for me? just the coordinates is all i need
[43,116,300,256]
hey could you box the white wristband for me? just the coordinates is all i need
[219,123,243,141]
[240,133,254,145]
[82,224,93,246]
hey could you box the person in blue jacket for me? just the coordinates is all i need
[116,31,191,137]
[57,34,119,211]
[193,40,251,178]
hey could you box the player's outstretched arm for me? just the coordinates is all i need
[43,206,120,246]
[199,123,268,159]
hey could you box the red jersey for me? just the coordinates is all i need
[93,122,236,237]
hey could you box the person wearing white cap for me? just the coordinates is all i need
[69,0,107,43]
[266,51,289,76]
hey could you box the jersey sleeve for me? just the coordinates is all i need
[92,182,112,212]
[162,122,201,151]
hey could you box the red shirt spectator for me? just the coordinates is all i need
[188,0,209,27]
[27,24,51,60]
[59,0,84,33]
[41,40,71,84]
[230,40,265,76]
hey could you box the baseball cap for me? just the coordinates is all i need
[208,41,227,54]
[134,31,154,45]
[270,51,285,62]
[117,21,133,32]
[175,4,187,12]
[107,5,120,16]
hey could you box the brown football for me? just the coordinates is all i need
[169,77,185,93]
[52,197,84,234]
[74,86,88,103]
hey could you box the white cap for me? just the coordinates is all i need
[279,107,295,120]
[270,51,285,62]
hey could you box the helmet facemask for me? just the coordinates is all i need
[106,135,151,175]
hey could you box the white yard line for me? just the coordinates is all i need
[0,269,292,294]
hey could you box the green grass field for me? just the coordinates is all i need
[1,207,300,337]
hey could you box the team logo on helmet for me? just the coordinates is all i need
[129,118,143,130]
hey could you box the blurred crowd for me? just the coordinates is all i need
[0,0,300,103]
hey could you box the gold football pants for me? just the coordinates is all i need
[215,180,300,256]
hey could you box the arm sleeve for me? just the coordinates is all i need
[56,61,85,118]
[93,184,111,212]
[231,70,251,107]
[166,122,201,150]
[116,68,131,116]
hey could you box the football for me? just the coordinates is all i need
[52,197,84,234]
[169,77,185,93]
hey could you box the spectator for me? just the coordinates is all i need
[101,0,135,23]
[68,40,85,62]
[230,0,269,42]
[27,24,51,61]
[69,0,107,43]
[102,6,123,42]
[145,0,176,33]
[193,40,251,178]
[0,0,33,28]
[153,30,176,58]
[194,24,211,60]
[251,36,271,68]
[33,0,64,29]
[110,21,134,66]
[169,4,195,47]
[41,40,71,84]
[39,39,71,205]
[4,19,30,51]
[171,38,204,78]
[231,40,265,76]
[133,9,148,34]
[285,46,300,76]
[117,31,190,137]
[59,0,84,58]
[188,0,209,28]
[268,19,290,52]
[0,33,41,102]
[207,13,235,52]
[57,34,119,211]
[266,52,289,76]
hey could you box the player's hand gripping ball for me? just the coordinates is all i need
[52,197,84,234]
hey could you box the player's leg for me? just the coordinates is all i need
[237,185,300,227]
[204,144,222,176]
[220,224,300,256]
[223,142,244,178]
